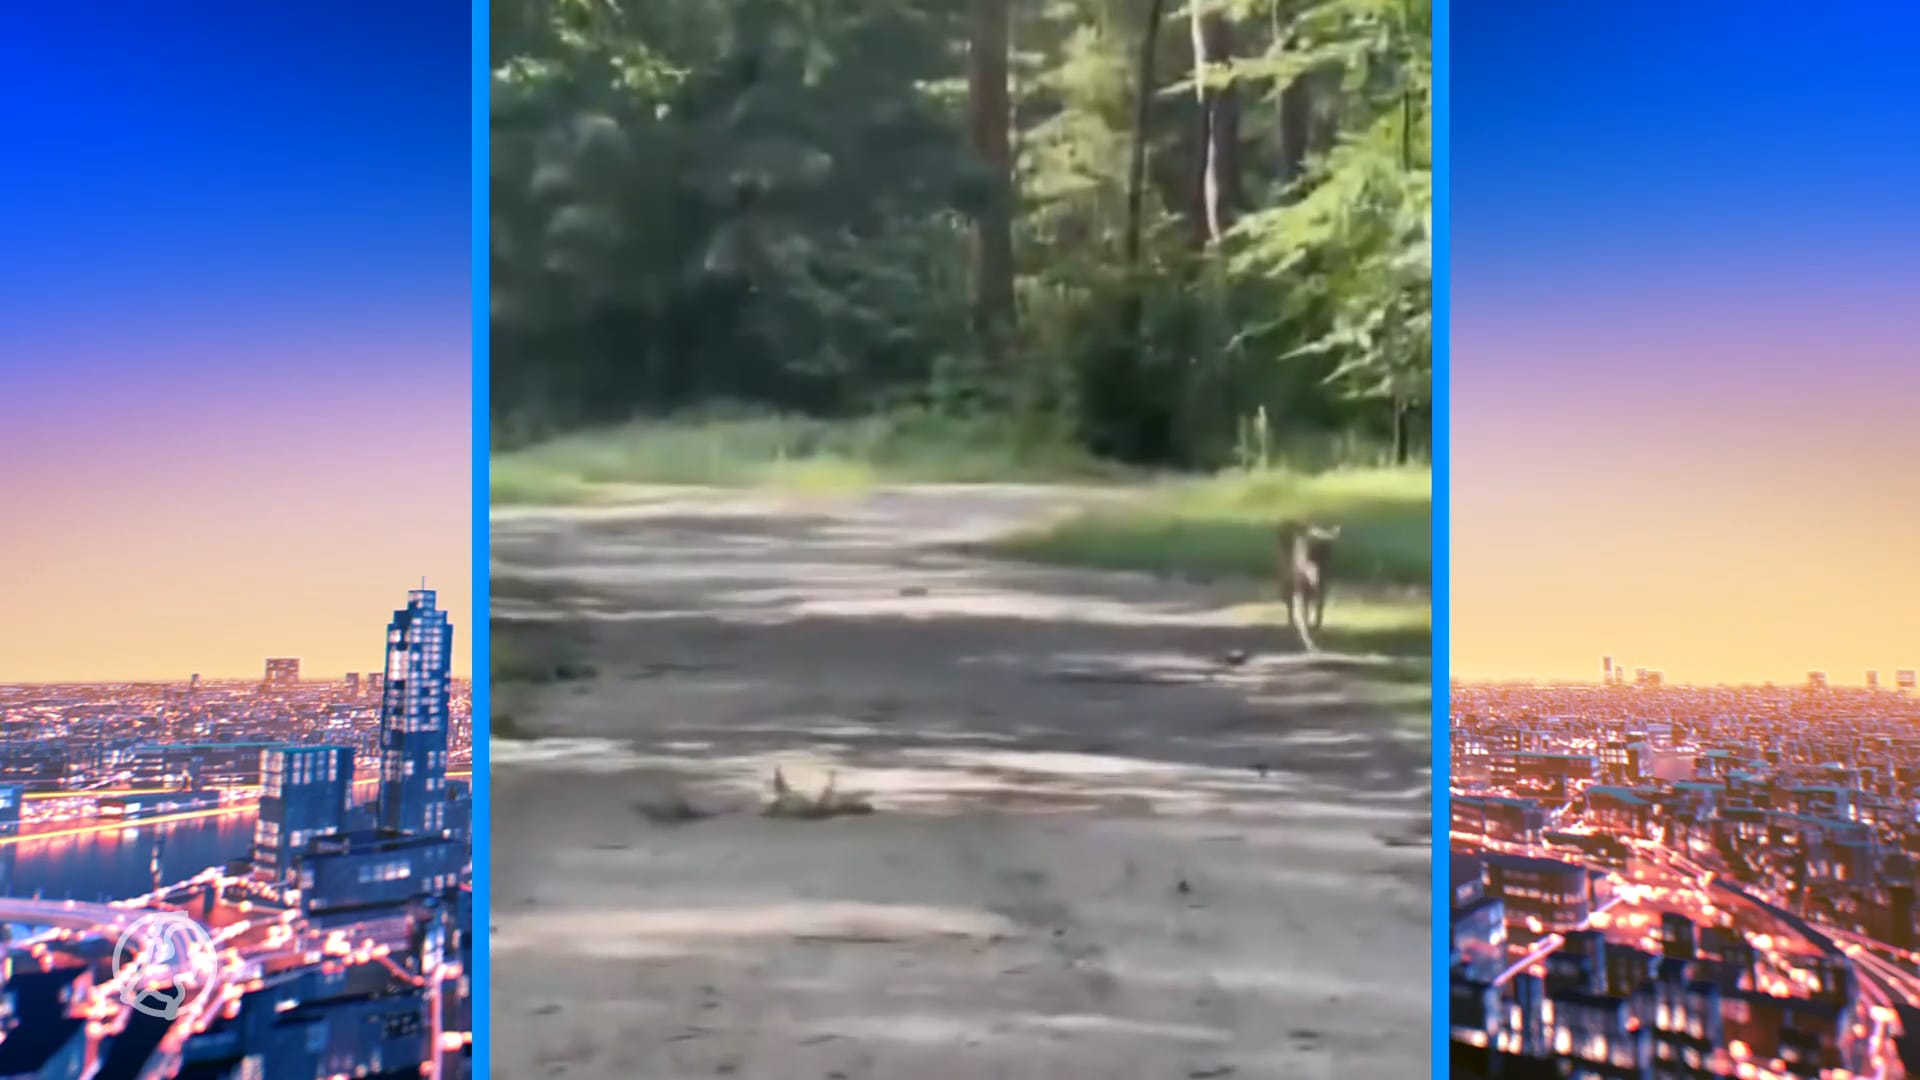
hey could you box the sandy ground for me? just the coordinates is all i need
[490,486,1431,1079]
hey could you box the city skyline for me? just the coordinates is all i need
[0,589,472,684]
[1457,665,1920,691]
[0,4,469,683]
[1450,1,1920,686]
[1449,680,1920,1075]
[0,585,474,1077]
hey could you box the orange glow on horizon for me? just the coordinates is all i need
[1453,378,1920,685]
[0,375,471,682]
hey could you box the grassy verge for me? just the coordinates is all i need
[491,410,1118,504]
[993,465,1432,656]
[490,627,600,737]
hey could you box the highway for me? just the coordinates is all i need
[1458,829,1912,1078]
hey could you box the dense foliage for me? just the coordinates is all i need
[491,0,1431,468]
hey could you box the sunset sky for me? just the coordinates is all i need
[1452,1,1920,686]
[0,4,471,681]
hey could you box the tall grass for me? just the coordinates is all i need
[490,409,1117,503]
[992,466,1431,588]
[990,465,1431,656]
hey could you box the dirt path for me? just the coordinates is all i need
[491,486,1431,1079]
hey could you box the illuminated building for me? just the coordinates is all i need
[1491,750,1598,795]
[1452,896,1508,981]
[1546,929,1606,994]
[1449,973,1501,1057]
[1596,739,1652,781]
[264,657,301,685]
[1585,786,1654,836]
[1482,852,1592,936]
[117,741,282,787]
[1452,795,1546,844]
[252,745,354,887]
[377,589,453,837]
[1545,987,1647,1074]
[295,831,464,921]
[0,785,17,834]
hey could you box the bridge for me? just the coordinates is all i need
[0,896,140,933]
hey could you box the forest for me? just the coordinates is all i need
[489,0,1431,475]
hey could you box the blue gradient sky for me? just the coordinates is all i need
[0,3,471,680]
[1453,1,1920,684]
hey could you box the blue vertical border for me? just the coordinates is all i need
[1430,0,1451,1074]
[470,0,492,1075]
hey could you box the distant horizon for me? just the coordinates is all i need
[0,583,471,683]
[1452,673,1916,690]
[0,674,476,688]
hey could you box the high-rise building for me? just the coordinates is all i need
[1867,670,1881,690]
[265,657,301,685]
[1602,657,1613,684]
[253,745,353,884]
[377,589,453,836]
[1809,671,1828,691]
[1899,670,1917,693]
[345,672,361,696]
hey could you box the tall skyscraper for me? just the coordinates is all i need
[253,745,353,884]
[1867,670,1881,690]
[345,672,361,696]
[264,657,301,685]
[377,588,452,836]
[1602,656,1613,684]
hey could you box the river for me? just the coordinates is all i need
[0,809,257,903]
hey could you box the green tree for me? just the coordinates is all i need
[488,0,1433,468]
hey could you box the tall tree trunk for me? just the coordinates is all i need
[1123,0,1167,276]
[1189,0,1240,247]
[1096,0,1168,464]
[1185,1,1238,466]
[1278,65,1313,191]
[968,0,1015,341]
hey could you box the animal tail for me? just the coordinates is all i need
[1291,582,1320,654]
